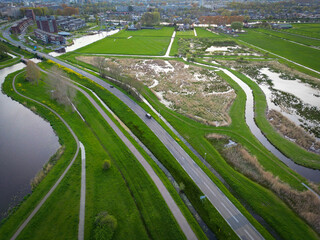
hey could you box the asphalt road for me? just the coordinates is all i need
[3,28,264,240]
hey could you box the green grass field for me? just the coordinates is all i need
[283,23,320,39]
[76,27,174,56]
[176,30,195,38]
[236,29,320,72]
[195,28,225,38]
[256,28,320,46]
[63,54,320,240]
[0,69,189,239]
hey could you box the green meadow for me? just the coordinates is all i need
[76,27,174,56]
[255,28,320,46]
[236,29,320,72]
[283,23,320,39]
[0,68,187,240]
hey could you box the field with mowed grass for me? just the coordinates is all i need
[75,27,174,56]
[176,30,195,38]
[282,23,320,39]
[0,67,188,240]
[236,29,320,72]
[255,28,320,46]
[195,28,225,38]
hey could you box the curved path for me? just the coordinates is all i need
[3,30,264,240]
[9,71,81,240]
[42,58,264,240]
[46,70,197,240]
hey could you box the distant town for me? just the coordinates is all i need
[0,0,319,53]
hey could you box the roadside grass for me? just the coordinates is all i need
[75,93,186,240]
[2,69,188,239]
[236,29,320,73]
[255,28,320,46]
[0,54,21,69]
[1,41,34,59]
[138,61,319,239]
[41,60,241,240]
[50,55,319,238]
[283,23,320,39]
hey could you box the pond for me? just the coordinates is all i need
[49,29,119,57]
[0,62,60,220]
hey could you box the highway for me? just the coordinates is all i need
[2,27,264,240]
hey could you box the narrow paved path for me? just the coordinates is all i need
[10,71,80,240]
[164,31,176,57]
[78,142,86,240]
[41,59,263,240]
[51,72,197,240]
[4,30,264,239]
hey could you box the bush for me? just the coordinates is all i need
[94,212,117,240]
[103,160,111,170]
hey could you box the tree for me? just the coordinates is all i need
[103,160,111,170]
[25,61,40,84]
[141,11,160,26]
[0,42,9,59]
[94,212,117,240]
[46,66,76,107]
[231,21,243,30]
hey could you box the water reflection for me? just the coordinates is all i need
[220,68,320,183]
[0,62,60,219]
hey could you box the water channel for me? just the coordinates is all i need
[219,68,320,183]
[0,61,60,220]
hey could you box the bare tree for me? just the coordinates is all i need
[25,61,40,84]
[46,66,76,108]
[94,57,107,78]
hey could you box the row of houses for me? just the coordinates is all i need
[34,29,66,45]
[56,16,86,32]
[10,17,33,34]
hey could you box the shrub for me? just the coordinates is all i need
[103,160,111,170]
[94,212,117,240]
[179,182,185,193]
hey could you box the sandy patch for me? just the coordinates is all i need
[77,56,236,125]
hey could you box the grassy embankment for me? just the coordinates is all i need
[76,27,174,56]
[195,58,320,169]
[43,60,242,240]
[132,55,319,239]
[235,29,320,75]
[58,53,318,239]
[0,42,34,69]
[0,68,188,239]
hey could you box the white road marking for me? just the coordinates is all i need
[203,182,216,197]
[221,202,239,223]
[244,229,255,240]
